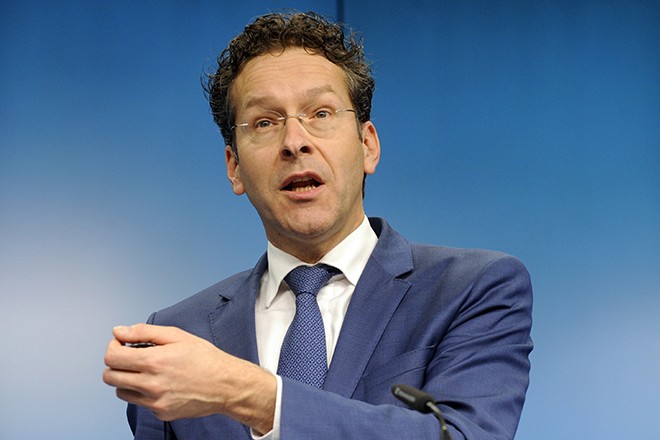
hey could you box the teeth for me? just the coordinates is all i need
[292,184,316,192]
[285,176,319,192]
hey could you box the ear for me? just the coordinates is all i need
[361,121,381,175]
[225,146,245,195]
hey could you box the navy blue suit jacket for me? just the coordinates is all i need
[128,218,533,439]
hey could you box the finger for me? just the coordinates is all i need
[116,387,145,403]
[104,336,161,372]
[103,366,145,392]
[115,385,158,409]
[104,344,137,372]
[113,323,183,346]
[116,388,172,422]
[105,336,123,352]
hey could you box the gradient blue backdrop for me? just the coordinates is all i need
[1,1,658,438]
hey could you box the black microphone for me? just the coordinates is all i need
[391,384,453,440]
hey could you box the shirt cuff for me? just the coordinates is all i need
[250,374,282,440]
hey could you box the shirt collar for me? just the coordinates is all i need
[263,216,378,307]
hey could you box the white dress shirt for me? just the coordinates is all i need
[252,216,378,439]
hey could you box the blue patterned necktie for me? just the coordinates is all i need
[277,264,338,388]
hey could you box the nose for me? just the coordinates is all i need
[280,115,312,159]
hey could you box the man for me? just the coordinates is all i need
[104,11,533,440]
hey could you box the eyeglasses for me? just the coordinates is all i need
[231,107,356,145]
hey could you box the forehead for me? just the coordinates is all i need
[231,48,350,112]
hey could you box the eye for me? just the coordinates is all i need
[251,114,284,130]
[249,110,285,130]
[313,109,332,119]
[254,119,274,129]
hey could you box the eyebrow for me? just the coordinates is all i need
[241,85,340,111]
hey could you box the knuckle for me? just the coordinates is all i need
[103,351,115,367]
[142,374,170,398]
[101,368,112,385]
[151,401,174,421]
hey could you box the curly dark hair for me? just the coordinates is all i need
[204,11,375,158]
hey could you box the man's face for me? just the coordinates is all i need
[226,47,380,262]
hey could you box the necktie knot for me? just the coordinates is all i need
[284,264,338,298]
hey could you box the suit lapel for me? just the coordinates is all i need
[203,219,413,401]
[323,219,413,398]
[208,255,268,365]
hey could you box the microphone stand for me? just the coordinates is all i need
[391,384,453,440]
[164,421,176,440]
[423,400,452,440]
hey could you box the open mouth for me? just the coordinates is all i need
[282,176,322,192]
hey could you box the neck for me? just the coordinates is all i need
[266,217,366,264]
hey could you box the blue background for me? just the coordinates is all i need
[1,1,658,438]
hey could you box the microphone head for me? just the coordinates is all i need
[391,384,434,413]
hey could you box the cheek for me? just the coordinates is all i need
[236,153,274,193]
[346,144,368,175]
[331,152,365,192]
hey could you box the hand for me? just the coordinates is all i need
[103,323,276,434]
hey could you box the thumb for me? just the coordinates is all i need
[113,323,181,346]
